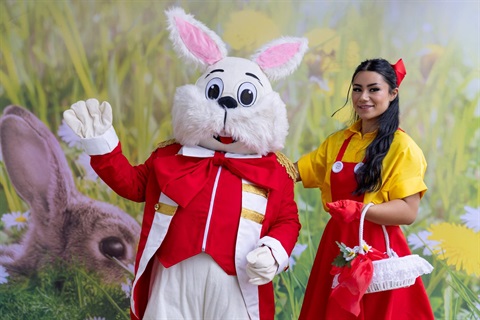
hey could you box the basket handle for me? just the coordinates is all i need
[358,203,394,257]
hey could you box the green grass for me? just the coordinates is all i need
[1,1,478,319]
[0,262,130,320]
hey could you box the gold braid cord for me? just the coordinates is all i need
[156,139,177,149]
[275,151,298,181]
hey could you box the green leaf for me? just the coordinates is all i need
[332,254,347,267]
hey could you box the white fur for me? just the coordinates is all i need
[172,84,288,156]
[251,37,309,82]
[166,7,307,156]
[165,7,228,70]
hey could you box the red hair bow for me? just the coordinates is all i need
[391,58,406,87]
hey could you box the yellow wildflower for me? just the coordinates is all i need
[419,44,445,80]
[428,222,480,277]
[305,28,339,54]
[344,41,361,69]
[223,10,280,52]
[304,28,339,74]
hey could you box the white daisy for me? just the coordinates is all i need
[296,197,315,212]
[464,77,480,102]
[309,76,330,91]
[343,246,357,261]
[121,278,132,298]
[0,265,9,284]
[1,211,30,230]
[355,240,371,254]
[77,153,98,181]
[461,206,480,232]
[127,263,135,275]
[407,230,440,256]
[288,243,307,270]
[58,120,82,148]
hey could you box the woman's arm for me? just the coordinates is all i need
[365,193,420,226]
[293,162,301,182]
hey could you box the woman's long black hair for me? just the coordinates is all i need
[350,58,400,195]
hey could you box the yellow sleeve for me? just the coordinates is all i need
[380,133,428,201]
[297,141,328,189]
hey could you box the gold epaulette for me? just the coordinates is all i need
[156,139,177,149]
[275,151,298,181]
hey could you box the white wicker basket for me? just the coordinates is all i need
[358,203,434,293]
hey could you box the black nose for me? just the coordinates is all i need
[99,236,126,259]
[218,96,237,109]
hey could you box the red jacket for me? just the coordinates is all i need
[90,142,300,320]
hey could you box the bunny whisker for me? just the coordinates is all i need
[108,255,135,277]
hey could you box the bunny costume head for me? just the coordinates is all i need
[166,7,308,155]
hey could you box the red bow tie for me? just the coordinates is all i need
[153,150,280,208]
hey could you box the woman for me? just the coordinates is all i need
[297,58,434,319]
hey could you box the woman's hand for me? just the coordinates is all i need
[326,193,421,226]
[326,200,364,223]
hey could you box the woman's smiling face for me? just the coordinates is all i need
[351,71,398,132]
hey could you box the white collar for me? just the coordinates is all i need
[178,145,262,159]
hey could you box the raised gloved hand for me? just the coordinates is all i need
[326,200,365,223]
[246,246,278,286]
[63,98,113,139]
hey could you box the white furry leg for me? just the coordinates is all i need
[143,253,250,320]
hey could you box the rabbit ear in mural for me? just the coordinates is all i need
[0,105,140,283]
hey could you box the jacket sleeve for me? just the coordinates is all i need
[90,142,154,202]
[258,176,301,273]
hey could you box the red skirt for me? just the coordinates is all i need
[299,218,434,320]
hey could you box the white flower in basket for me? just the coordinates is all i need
[332,203,434,293]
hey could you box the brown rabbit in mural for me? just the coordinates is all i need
[0,105,140,283]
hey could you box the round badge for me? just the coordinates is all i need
[354,162,364,173]
[332,161,343,173]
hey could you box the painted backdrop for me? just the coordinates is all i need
[0,1,478,319]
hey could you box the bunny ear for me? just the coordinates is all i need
[0,106,76,214]
[165,7,228,69]
[252,37,308,82]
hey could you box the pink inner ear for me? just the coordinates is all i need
[256,42,301,69]
[175,17,223,65]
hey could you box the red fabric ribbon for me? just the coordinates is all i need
[391,58,407,87]
[330,248,388,316]
[153,151,280,208]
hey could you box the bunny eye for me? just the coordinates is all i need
[205,78,224,100]
[237,82,257,107]
[99,236,126,259]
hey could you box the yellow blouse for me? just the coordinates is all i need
[297,121,427,210]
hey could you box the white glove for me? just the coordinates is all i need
[63,98,113,139]
[246,246,278,285]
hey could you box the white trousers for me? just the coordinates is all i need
[143,253,250,320]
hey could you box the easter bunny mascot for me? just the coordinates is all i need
[64,7,307,320]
